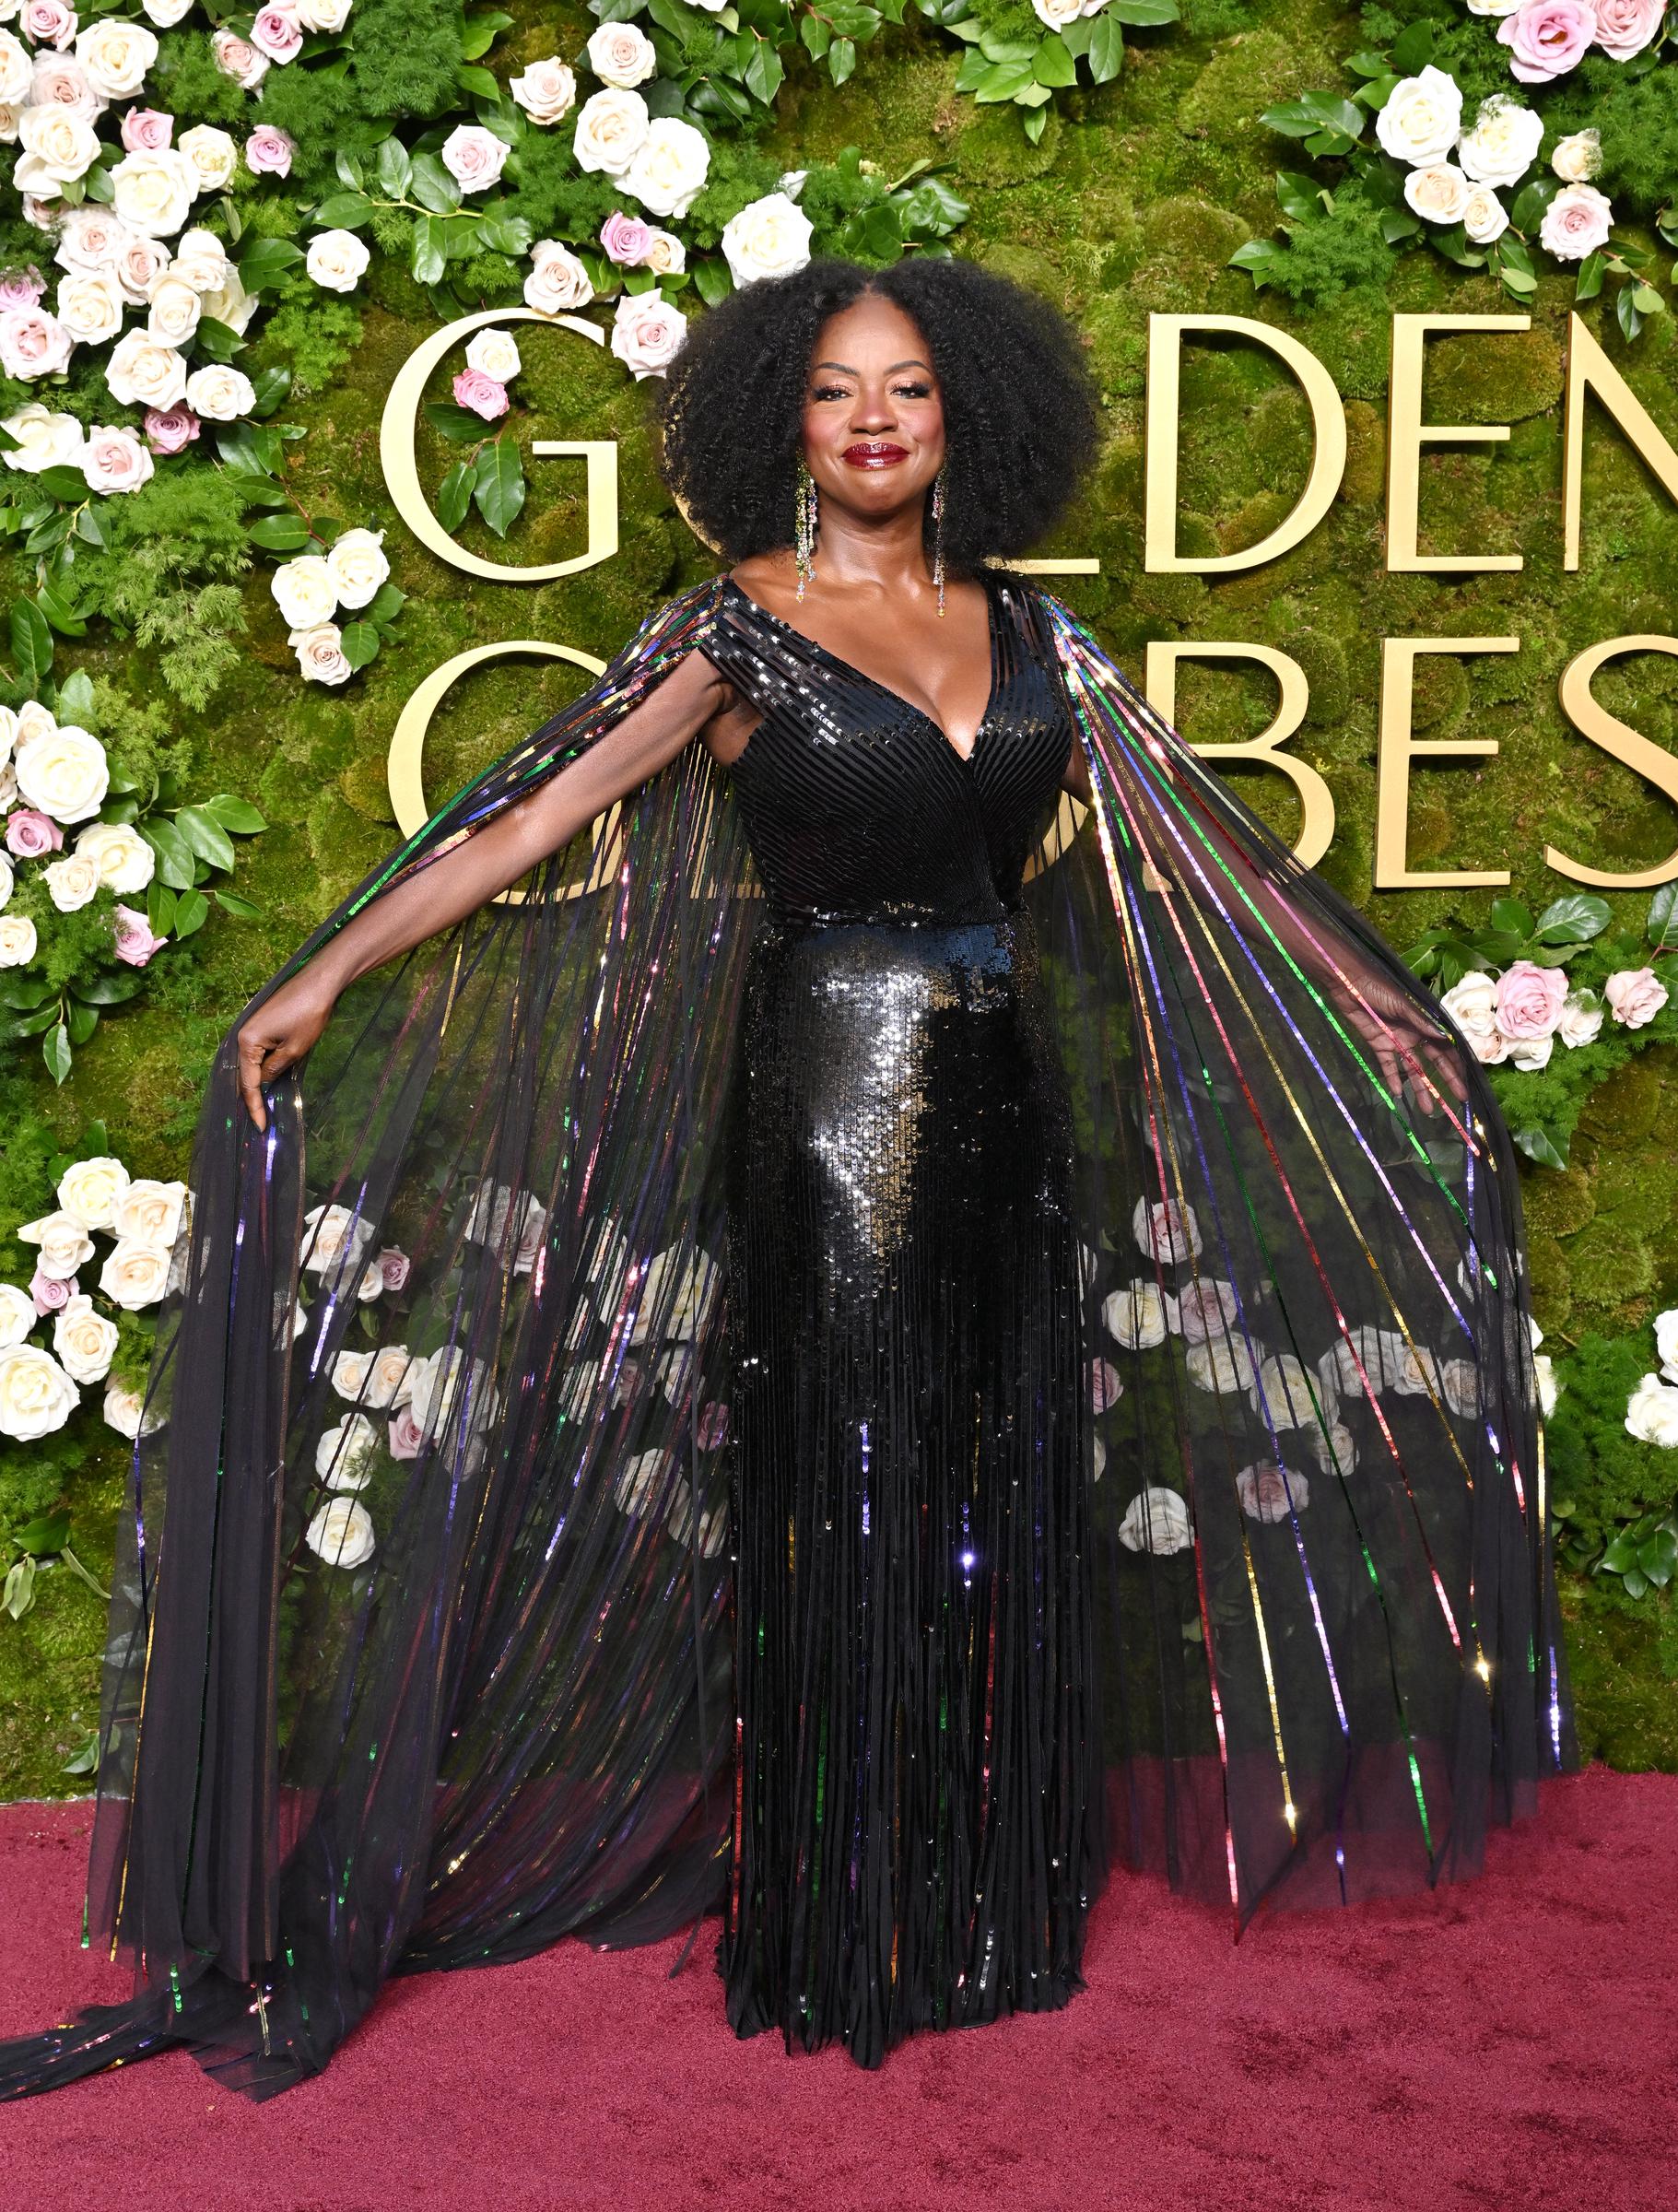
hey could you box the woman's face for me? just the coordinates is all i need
[799,292,945,524]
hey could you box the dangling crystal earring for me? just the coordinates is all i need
[794,454,817,602]
[931,463,947,617]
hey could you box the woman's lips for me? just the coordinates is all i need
[841,442,909,468]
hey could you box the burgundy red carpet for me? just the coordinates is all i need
[0,1769,1672,2212]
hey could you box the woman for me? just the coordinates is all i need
[1,258,1575,2100]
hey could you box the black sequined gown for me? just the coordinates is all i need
[699,573,1106,2065]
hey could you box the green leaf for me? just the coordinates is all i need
[376,135,414,199]
[828,35,856,83]
[311,192,374,229]
[476,212,534,258]
[1108,0,1177,20]
[1261,91,1363,148]
[202,793,268,835]
[36,465,90,502]
[1276,170,1326,221]
[193,316,243,364]
[339,620,381,671]
[146,881,177,936]
[1033,33,1076,88]
[141,816,196,891]
[461,7,514,58]
[238,236,305,291]
[437,459,475,533]
[1023,104,1049,144]
[1616,284,1646,345]
[66,999,99,1047]
[1086,14,1123,81]
[61,1732,100,1778]
[176,805,237,873]
[250,366,292,419]
[334,149,364,192]
[10,597,53,692]
[14,1510,70,1555]
[3,1558,35,1622]
[1509,176,1560,233]
[1574,250,1606,303]
[1648,881,1678,949]
[412,216,449,288]
[459,62,501,100]
[362,581,407,628]
[408,152,463,216]
[249,514,312,553]
[70,970,141,1005]
[1389,18,1434,70]
[74,503,111,548]
[692,256,733,307]
[55,667,95,723]
[43,1021,72,1086]
[425,399,490,443]
[1489,897,1534,940]
[214,888,264,917]
[801,11,832,58]
[1533,893,1612,945]
[472,439,526,539]
[744,37,784,103]
[1513,1126,1569,1171]
[973,59,1036,101]
[172,887,209,938]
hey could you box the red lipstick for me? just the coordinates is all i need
[842,441,909,468]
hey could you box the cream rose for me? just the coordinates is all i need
[610,289,686,381]
[1654,1306,1678,1382]
[141,0,195,22]
[304,1495,376,1568]
[103,1378,162,1439]
[104,325,187,407]
[169,226,229,294]
[1604,965,1669,1028]
[1103,1279,1169,1350]
[100,1236,172,1309]
[111,230,168,305]
[0,913,38,965]
[1551,128,1601,184]
[144,267,201,345]
[1117,1485,1194,1555]
[1404,163,1471,225]
[18,1208,96,1279]
[666,1477,728,1559]
[305,227,370,293]
[464,325,520,383]
[316,1409,380,1488]
[720,190,814,287]
[1250,1351,1322,1429]
[1439,970,1499,1048]
[302,1201,377,1276]
[74,819,154,894]
[14,101,100,190]
[81,423,154,494]
[512,53,580,119]
[45,849,100,910]
[211,29,267,90]
[53,1292,118,1384]
[0,1283,35,1348]
[183,363,253,421]
[1032,0,1084,24]
[62,1155,134,1231]
[200,265,255,334]
[76,17,158,100]
[1,400,84,472]
[571,87,650,178]
[30,56,101,122]
[0,1344,77,1439]
[1456,93,1543,188]
[1374,65,1463,167]
[290,622,352,685]
[1556,985,1603,1046]
[54,265,123,343]
[110,146,197,237]
[53,203,126,270]
[407,1344,497,1440]
[1625,1371,1678,1447]
[583,27,652,92]
[1187,1336,1257,1394]
[523,239,593,314]
[112,1177,185,1246]
[1462,184,1510,244]
[270,554,337,629]
[642,228,685,276]
[621,115,710,218]
[176,121,236,194]
[1532,1351,1558,1418]
[296,0,353,26]
[0,32,29,109]
[15,723,108,821]
[325,526,389,610]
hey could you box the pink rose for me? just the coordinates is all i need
[244,124,295,178]
[6,808,64,857]
[212,29,269,88]
[1089,1357,1123,1412]
[1590,0,1667,57]
[1491,959,1567,1040]
[440,124,510,194]
[0,305,72,380]
[250,6,303,64]
[1175,1277,1239,1347]
[113,901,166,967]
[1236,1462,1310,1525]
[121,109,174,154]
[21,1,77,52]
[1541,184,1613,261]
[1496,0,1596,81]
[29,1267,73,1316]
[696,1399,731,1451]
[377,1245,411,1293]
[0,265,46,309]
[388,1405,425,1459]
[452,367,508,421]
[1603,965,1671,1029]
[600,209,654,266]
[143,404,200,454]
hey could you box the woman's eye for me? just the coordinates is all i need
[893,382,933,399]
[809,384,851,402]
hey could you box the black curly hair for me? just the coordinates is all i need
[654,256,1101,580]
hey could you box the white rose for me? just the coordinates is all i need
[53,203,126,270]
[211,29,268,90]
[1462,185,1509,245]
[1032,0,1083,23]
[666,1477,728,1558]
[1250,1351,1322,1429]
[1375,66,1463,168]
[18,1207,95,1278]
[1132,1195,1202,1265]
[1306,1419,1357,1476]
[103,1377,162,1438]
[440,123,508,194]
[140,0,194,22]
[183,363,253,421]
[316,1408,380,1488]
[571,87,649,178]
[45,849,100,909]
[169,227,229,294]
[1541,183,1613,264]
[200,265,255,334]
[0,1344,76,1439]
[301,1200,377,1276]
[290,622,352,686]
[583,27,653,92]
[325,526,389,611]
[0,1282,36,1347]
[15,101,100,189]
[53,1291,118,1383]
[1403,163,1470,225]
[1532,1351,1557,1419]
[1456,94,1543,189]
[628,1241,717,1341]
[464,325,520,383]
[81,422,154,494]
[111,1176,185,1246]
[110,146,197,238]
[339,1344,416,1409]
[270,553,337,629]
[642,228,684,276]
[512,52,580,118]
[16,722,107,821]
[296,0,353,26]
[1466,0,1522,11]
[1186,1336,1256,1394]
[613,1447,671,1517]
[1551,129,1602,185]
[610,289,686,381]
[0,851,11,904]
[1625,1372,1678,1448]
[75,17,158,100]
[305,227,370,293]
[720,190,814,287]
[620,116,710,219]
[104,324,186,407]
[0,302,69,377]
[111,230,168,304]
[1117,1485,1194,1555]
[1557,987,1603,1047]
[1439,970,1498,1045]
[523,239,593,315]
[176,122,236,194]
[0,912,38,965]
[1103,1279,1169,1350]
[144,267,201,346]
[0,31,29,108]
[54,265,122,342]
[1655,1306,1678,1383]
[99,1237,172,1309]
[1174,1277,1238,1347]
[74,819,154,894]
[1,400,83,471]
[407,1344,497,1440]
[304,1495,376,1568]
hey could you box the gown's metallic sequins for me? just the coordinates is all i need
[702,574,1103,2065]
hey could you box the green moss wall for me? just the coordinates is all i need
[5,0,1678,1792]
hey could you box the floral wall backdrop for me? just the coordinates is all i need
[2,0,1678,1794]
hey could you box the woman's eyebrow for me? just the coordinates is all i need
[807,359,935,376]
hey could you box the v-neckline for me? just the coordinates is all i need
[719,571,1003,770]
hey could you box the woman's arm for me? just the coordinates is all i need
[235,643,734,1130]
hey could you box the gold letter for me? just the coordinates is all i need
[1547,635,1678,888]
[379,308,619,583]
[1144,315,1345,573]
[1144,641,1333,866]
[1375,637,1518,888]
[1386,314,1529,572]
[387,640,608,904]
[1563,313,1678,572]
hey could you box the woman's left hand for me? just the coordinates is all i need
[1316,965,1470,1118]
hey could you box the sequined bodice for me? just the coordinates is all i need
[699,572,1076,930]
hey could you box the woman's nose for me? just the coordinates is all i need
[848,383,898,433]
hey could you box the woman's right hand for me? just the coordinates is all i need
[236,966,343,1133]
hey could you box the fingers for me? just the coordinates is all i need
[238,1030,269,1134]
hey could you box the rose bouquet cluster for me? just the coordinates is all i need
[1240,8,1673,334]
